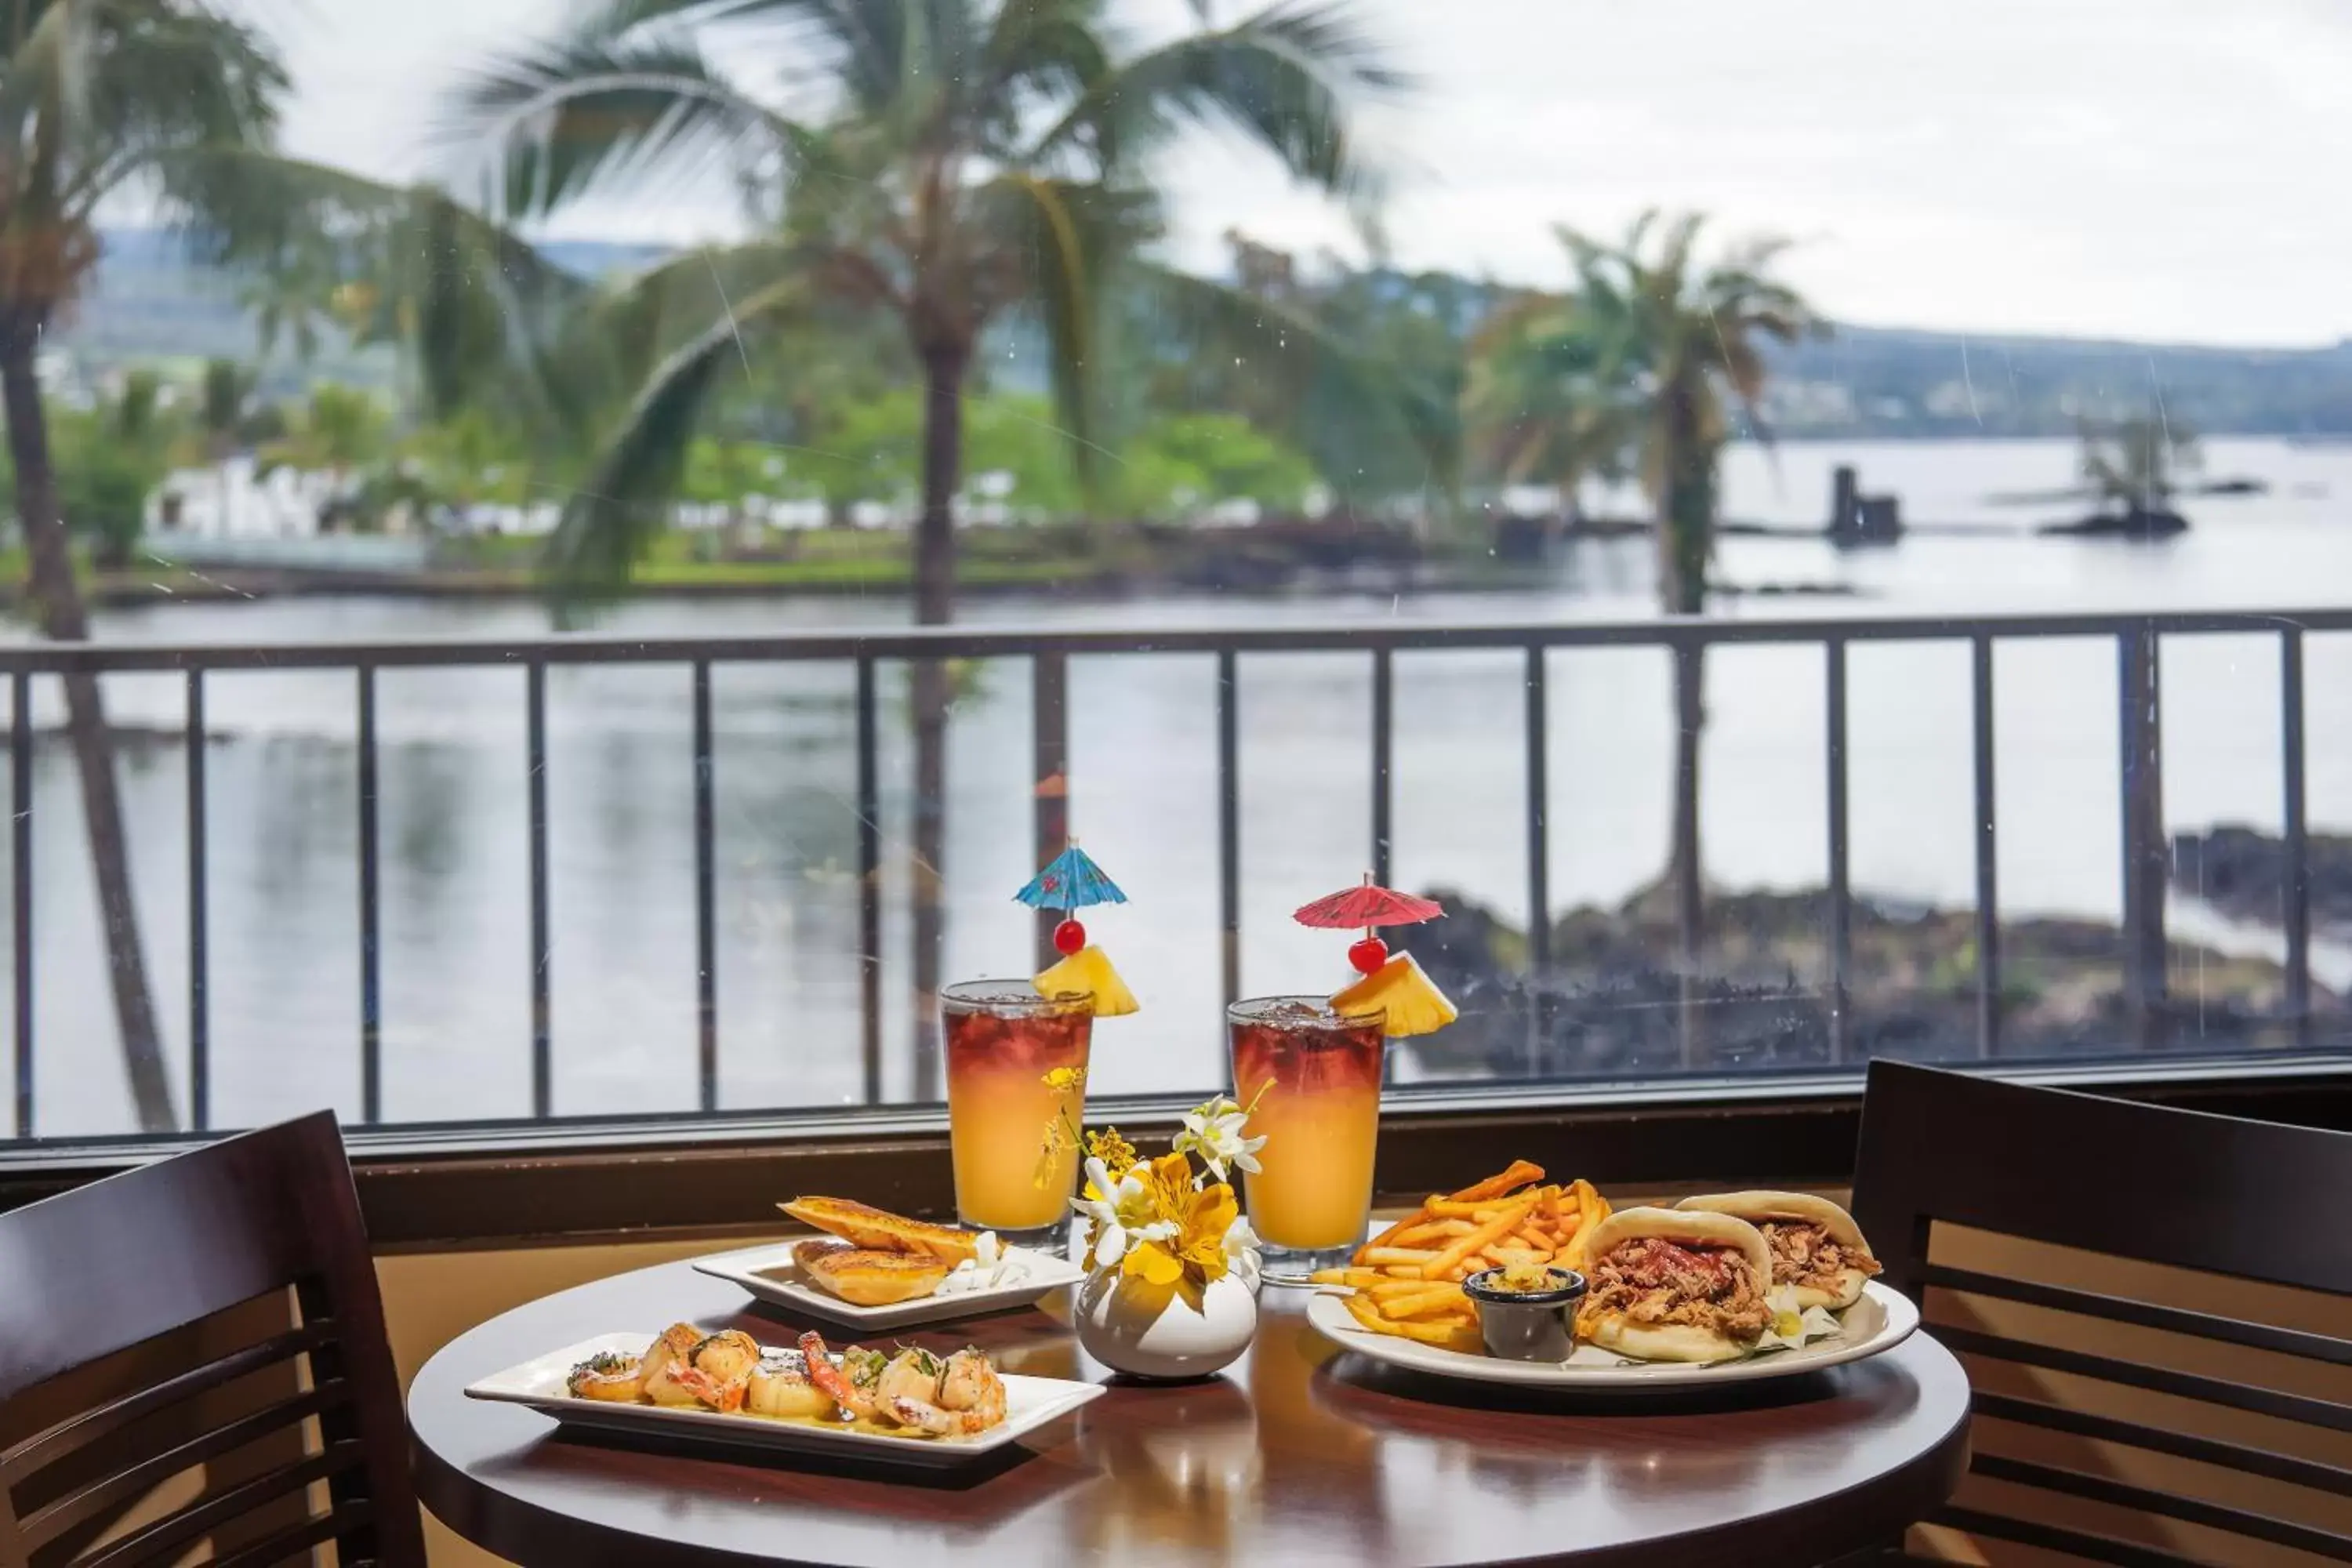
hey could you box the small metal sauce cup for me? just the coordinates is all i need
[1461,1268,1587,1361]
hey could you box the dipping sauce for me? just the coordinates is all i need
[1462,1266,1587,1361]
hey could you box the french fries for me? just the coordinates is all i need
[1319,1161,1616,1355]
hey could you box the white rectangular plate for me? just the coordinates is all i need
[1307,1280,1918,1391]
[464,1332,1102,1468]
[692,1240,1086,1330]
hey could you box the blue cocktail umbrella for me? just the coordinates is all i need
[1015,844,1127,913]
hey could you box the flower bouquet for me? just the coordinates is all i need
[1066,1095,1266,1381]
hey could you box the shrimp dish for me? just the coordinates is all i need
[561,1324,1008,1440]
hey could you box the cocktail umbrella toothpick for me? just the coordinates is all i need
[1294,873,1445,974]
[1016,842,1127,954]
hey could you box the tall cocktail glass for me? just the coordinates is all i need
[1228,995,1385,1276]
[942,979,1094,1250]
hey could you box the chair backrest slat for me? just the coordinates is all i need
[1939,1504,2208,1568]
[16,1384,345,1554]
[1971,1454,2352,1561]
[1922,1264,2352,1364]
[1853,1061,2352,1566]
[1934,1323,2352,1432]
[0,1112,423,1568]
[0,1323,336,1490]
[1853,1062,2352,1294]
[1973,1390,2352,1497]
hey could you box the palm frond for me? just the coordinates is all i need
[1038,1,1404,194]
[545,276,806,597]
[974,176,1160,492]
[982,0,1111,117]
[447,25,797,219]
[1142,261,1457,500]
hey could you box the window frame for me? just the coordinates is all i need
[4,1058,2345,1250]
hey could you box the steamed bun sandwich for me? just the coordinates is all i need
[1675,1191,1881,1310]
[1573,1207,1774,1363]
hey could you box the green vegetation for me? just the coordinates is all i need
[2078,411,2200,514]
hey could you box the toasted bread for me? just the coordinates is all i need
[779,1196,980,1264]
[793,1238,953,1306]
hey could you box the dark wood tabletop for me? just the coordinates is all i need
[409,1257,1970,1568]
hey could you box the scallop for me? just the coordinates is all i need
[745,1352,833,1420]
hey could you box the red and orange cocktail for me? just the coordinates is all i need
[1229,995,1385,1272]
[942,979,1093,1247]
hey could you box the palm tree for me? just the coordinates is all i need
[0,1,314,1129]
[2078,410,2198,523]
[453,0,1402,1092]
[1,3,559,1130]
[1471,212,1819,1045]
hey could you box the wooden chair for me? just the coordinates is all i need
[0,1111,424,1567]
[1851,1059,2352,1566]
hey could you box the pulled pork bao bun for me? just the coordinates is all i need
[1573,1207,1773,1364]
[1675,1190,1881,1311]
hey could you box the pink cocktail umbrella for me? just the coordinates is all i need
[1294,874,1445,975]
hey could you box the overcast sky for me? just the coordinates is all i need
[268,0,2352,347]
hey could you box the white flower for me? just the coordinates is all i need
[1173,1096,1268,1183]
[1221,1213,1262,1287]
[1069,1156,1174,1272]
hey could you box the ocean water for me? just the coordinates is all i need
[8,437,2352,1136]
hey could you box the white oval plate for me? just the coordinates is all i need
[1307,1280,1918,1389]
[463,1332,1102,1468]
[693,1240,1086,1330]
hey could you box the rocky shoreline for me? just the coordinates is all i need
[1402,881,2327,1083]
[2170,825,2352,933]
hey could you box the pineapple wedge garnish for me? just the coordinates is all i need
[1034,945,1140,1018]
[1330,951,1457,1038]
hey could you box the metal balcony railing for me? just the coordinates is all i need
[4,606,2347,1140]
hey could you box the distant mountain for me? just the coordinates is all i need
[52,230,2352,437]
[1759,323,2352,438]
[49,229,671,390]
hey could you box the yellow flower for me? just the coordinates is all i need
[1084,1125,1138,1179]
[1042,1065,1087,1092]
[1178,1182,1240,1283]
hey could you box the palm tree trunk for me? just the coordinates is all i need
[909,340,969,1100]
[0,314,177,1132]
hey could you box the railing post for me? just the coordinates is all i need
[2280,629,2310,1046]
[358,666,381,1124]
[855,657,881,1105]
[1825,638,1851,1064]
[1370,647,1394,887]
[1523,644,1550,1077]
[1033,652,1069,967]
[1671,638,1704,1069]
[1971,634,2000,1057]
[526,662,551,1118]
[692,661,717,1113]
[1372,645,1396,1085]
[2118,626,2167,1048]
[187,671,210,1132]
[1217,652,1240,1011]
[11,673,30,1140]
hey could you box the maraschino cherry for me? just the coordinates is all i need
[1053,918,1087,956]
[1348,935,1389,975]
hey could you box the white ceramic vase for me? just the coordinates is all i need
[1075,1268,1259,1381]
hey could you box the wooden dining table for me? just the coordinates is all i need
[409,1255,1971,1567]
